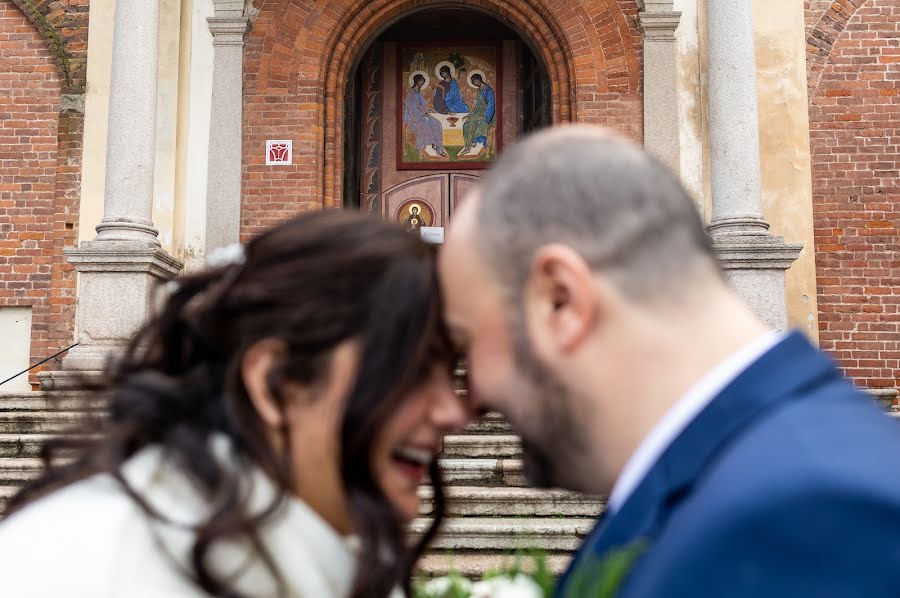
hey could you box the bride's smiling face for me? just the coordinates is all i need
[371,364,466,522]
[243,339,468,532]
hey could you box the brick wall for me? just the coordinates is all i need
[0,0,86,383]
[241,0,644,238]
[807,0,900,391]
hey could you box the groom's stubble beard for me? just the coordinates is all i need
[511,310,591,491]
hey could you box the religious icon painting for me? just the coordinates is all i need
[398,43,501,169]
[396,199,435,233]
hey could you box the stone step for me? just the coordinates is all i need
[464,413,512,435]
[0,434,69,458]
[420,486,603,517]
[439,458,526,487]
[0,411,94,434]
[412,517,595,551]
[0,387,102,411]
[417,552,574,577]
[442,435,521,458]
[0,484,16,501]
[0,455,527,488]
[0,458,43,485]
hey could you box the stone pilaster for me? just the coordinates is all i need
[206,2,251,252]
[705,0,801,330]
[41,0,182,389]
[639,1,681,174]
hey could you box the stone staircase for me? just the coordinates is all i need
[2,387,896,579]
[417,413,602,576]
[0,389,601,577]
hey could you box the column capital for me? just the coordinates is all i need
[639,11,682,41]
[208,17,251,47]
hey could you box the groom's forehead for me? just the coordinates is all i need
[441,199,482,283]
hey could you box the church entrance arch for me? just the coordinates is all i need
[341,7,554,231]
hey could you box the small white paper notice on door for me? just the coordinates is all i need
[420,227,444,244]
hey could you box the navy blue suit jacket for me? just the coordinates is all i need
[555,331,900,597]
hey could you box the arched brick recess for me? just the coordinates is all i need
[242,0,642,234]
[8,0,88,94]
[808,0,899,391]
[806,0,866,93]
[0,1,61,377]
[0,0,86,380]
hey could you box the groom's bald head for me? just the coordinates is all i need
[469,126,721,305]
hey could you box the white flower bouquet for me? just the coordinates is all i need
[414,553,554,598]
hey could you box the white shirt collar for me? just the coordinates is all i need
[605,330,785,516]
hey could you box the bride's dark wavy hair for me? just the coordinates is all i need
[4,210,453,598]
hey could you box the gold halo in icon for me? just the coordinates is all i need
[409,70,429,90]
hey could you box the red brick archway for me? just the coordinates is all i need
[0,1,61,378]
[242,0,642,234]
[0,0,88,379]
[807,0,900,391]
[806,0,867,93]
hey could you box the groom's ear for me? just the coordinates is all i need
[525,244,599,358]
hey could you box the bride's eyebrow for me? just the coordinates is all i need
[446,323,468,348]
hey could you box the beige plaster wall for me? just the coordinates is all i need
[673,0,705,212]
[77,0,114,243]
[174,0,216,272]
[752,0,820,340]
[153,0,184,253]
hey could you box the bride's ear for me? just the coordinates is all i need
[242,338,290,429]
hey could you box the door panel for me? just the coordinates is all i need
[450,174,481,214]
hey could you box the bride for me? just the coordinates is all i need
[0,211,470,597]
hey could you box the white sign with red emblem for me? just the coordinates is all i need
[266,140,292,166]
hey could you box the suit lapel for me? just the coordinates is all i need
[557,332,842,595]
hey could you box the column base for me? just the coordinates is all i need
[39,238,182,390]
[710,228,802,330]
[37,369,103,392]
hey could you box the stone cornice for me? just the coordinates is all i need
[639,11,682,41]
[636,0,675,13]
[208,17,251,47]
[211,0,245,18]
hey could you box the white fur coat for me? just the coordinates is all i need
[0,441,405,598]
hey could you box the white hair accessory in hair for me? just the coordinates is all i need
[207,243,246,268]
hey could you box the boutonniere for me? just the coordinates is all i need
[562,539,647,598]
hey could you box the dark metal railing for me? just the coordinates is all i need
[0,343,78,388]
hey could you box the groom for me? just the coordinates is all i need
[438,126,900,596]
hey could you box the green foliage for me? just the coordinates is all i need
[447,53,466,71]
[563,539,647,598]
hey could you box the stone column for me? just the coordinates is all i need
[639,0,681,174]
[42,0,182,388]
[705,0,801,330]
[206,1,250,252]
